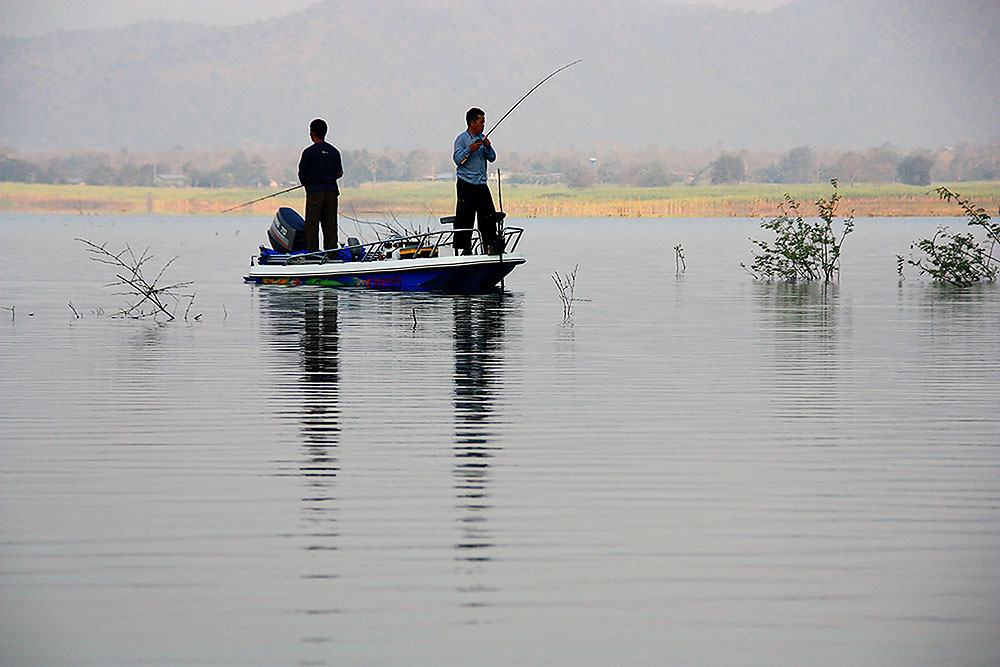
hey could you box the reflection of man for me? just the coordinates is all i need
[298,118,343,253]
[302,292,339,395]
[452,295,506,566]
[299,290,340,570]
[452,294,509,447]
[453,108,501,255]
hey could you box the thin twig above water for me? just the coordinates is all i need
[76,238,194,320]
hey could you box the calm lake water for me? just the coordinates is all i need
[2,212,999,665]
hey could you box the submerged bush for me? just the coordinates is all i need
[742,179,855,282]
[900,187,999,286]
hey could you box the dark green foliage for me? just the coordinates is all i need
[742,179,855,282]
[757,147,815,184]
[0,155,48,183]
[897,152,934,186]
[779,147,815,184]
[900,187,999,286]
[710,153,745,185]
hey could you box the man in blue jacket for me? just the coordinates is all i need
[453,107,501,255]
[298,118,343,253]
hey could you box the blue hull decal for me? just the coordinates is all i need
[245,260,519,293]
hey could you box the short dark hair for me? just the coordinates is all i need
[466,108,485,125]
[310,118,327,139]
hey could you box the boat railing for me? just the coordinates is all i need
[261,226,523,266]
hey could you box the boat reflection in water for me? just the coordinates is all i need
[300,291,341,454]
[258,288,341,575]
[451,293,518,605]
[256,287,520,610]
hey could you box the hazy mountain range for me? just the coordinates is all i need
[1,0,997,153]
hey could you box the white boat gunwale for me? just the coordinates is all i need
[244,224,526,291]
[248,251,526,277]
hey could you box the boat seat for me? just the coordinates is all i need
[345,237,364,260]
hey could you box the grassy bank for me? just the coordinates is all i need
[2,180,998,218]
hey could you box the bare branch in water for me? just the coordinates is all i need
[552,264,582,321]
[76,238,195,320]
[183,293,199,321]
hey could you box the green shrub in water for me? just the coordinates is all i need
[900,187,999,286]
[742,179,855,282]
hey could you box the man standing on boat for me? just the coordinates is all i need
[298,118,343,253]
[453,108,501,255]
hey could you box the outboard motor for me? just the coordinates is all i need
[268,207,306,253]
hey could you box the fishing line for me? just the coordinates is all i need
[228,61,581,213]
[461,59,582,164]
[486,59,583,139]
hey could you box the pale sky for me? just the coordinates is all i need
[0,0,793,37]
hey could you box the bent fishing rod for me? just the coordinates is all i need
[222,184,302,213]
[226,60,582,210]
[461,58,582,165]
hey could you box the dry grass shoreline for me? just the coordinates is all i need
[1,181,998,218]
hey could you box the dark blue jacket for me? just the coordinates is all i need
[298,141,343,194]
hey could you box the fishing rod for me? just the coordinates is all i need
[487,59,582,139]
[497,169,504,290]
[225,61,581,212]
[221,184,302,213]
[461,58,582,164]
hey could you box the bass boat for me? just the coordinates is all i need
[244,208,525,292]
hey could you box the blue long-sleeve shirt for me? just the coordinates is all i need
[453,131,496,185]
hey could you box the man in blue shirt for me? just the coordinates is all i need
[298,118,343,253]
[453,107,501,255]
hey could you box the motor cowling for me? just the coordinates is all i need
[268,207,306,253]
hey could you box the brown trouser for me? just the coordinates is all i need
[305,190,339,252]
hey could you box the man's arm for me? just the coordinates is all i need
[298,149,310,186]
[453,134,471,166]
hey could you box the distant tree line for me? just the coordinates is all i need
[2,142,997,189]
[0,149,271,188]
